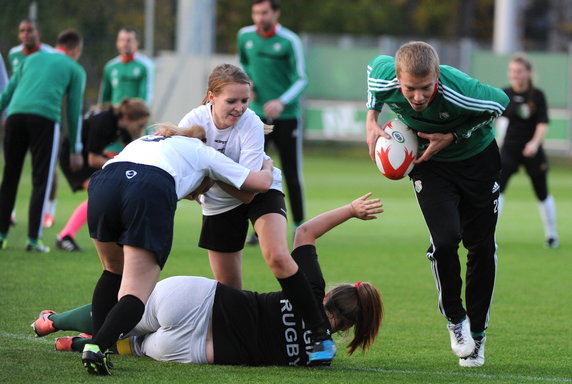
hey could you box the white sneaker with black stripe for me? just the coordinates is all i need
[447,317,475,358]
[459,336,486,367]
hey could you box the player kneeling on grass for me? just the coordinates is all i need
[32,193,384,367]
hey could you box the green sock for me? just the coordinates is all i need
[471,331,485,339]
[51,304,94,334]
[0,233,8,241]
[72,335,93,352]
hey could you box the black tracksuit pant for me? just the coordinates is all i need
[408,140,501,333]
[0,113,59,240]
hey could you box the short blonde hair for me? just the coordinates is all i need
[395,41,440,78]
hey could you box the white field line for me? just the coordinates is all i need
[1,332,570,382]
[336,366,572,383]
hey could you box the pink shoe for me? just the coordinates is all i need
[43,213,55,228]
[31,310,57,337]
[55,333,92,352]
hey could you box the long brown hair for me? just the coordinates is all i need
[324,282,383,355]
[116,98,150,121]
[88,98,150,122]
[201,64,252,105]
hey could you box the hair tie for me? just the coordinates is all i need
[354,281,363,289]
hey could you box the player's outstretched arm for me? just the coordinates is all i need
[294,192,383,248]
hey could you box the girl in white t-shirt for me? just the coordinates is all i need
[168,64,335,365]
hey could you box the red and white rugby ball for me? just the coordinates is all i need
[375,119,418,180]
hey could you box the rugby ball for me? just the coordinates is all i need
[375,119,418,180]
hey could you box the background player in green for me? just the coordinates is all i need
[99,27,154,153]
[0,54,7,111]
[365,41,509,367]
[0,29,86,252]
[99,27,154,106]
[237,0,308,243]
[8,18,58,228]
[8,18,55,75]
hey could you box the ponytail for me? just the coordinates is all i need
[324,282,383,355]
[152,123,206,141]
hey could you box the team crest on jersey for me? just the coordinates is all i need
[273,42,282,51]
[439,112,450,119]
[245,40,254,49]
[414,180,422,193]
[125,170,138,179]
[111,68,118,77]
[134,67,141,76]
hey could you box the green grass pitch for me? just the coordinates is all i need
[0,146,570,383]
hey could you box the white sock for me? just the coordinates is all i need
[47,200,57,216]
[538,195,558,240]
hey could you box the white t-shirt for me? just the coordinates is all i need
[104,135,250,200]
[178,104,282,215]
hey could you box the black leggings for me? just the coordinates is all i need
[263,118,305,224]
[499,144,549,201]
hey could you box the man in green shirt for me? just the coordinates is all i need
[8,18,58,228]
[0,29,86,252]
[366,41,509,367]
[238,0,308,242]
[99,27,154,152]
[8,18,55,75]
[99,27,154,106]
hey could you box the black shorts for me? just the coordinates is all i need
[500,144,549,177]
[198,189,286,252]
[87,162,177,269]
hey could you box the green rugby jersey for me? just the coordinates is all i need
[8,43,55,74]
[0,50,86,153]
[237,24,307,119]
[367,55,509,162]
[99,52,154,105]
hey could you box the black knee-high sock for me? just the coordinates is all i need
[91,270,122,336]
[91,294,145,352]
[277,270,330,341]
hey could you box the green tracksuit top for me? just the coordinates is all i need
[0,50,86,154]
[367,55,509,162]
[237,24,307,119]
[8,43,55,74]
[99,52,154,105]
